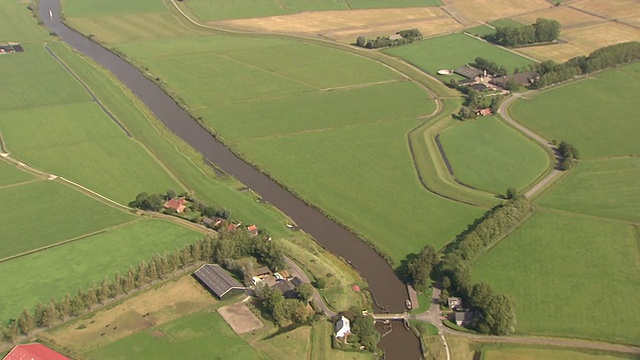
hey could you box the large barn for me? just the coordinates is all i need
[193,264,245,299]
[3,343,69,360]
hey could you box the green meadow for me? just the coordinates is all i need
[439,117,549,194]
[181,0,439,22]
[482,346,635,360]
[63,0,167,17]
[472,211,640,345]
[0,0,47,42]
[0,180,134,260]
[0,219,202,321]
[384,33,533,76]
[537,157,640,222]
[87,310,268,360]
[0,159,36,186]
[237,119,482,262]
[510,63,640,159]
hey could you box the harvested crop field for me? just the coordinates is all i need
[441,0,551,25]
[570,0,640,21]
[513,6,603,29]
[218,302,263,335]
[517,21,640,61]
[44,276,217,352]
[212,7,462,41]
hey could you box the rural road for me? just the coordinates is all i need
[284,257,337,318]
[497,91,563,198]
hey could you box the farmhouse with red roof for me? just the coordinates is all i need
[3,343,69,360]
[246,224,259,236]
[164,197,186,213]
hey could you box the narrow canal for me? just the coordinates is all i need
[39,1,422,357]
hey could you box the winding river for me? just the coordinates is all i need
[39,0,421,357]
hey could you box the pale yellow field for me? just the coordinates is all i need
[517,21,640,62]
[42,276,217,352]
[213,7,462,41]
[514,6,603,28]
[442,0,551,25]
[571,0,640,21]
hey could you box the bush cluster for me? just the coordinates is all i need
[485,18,561,47]
[355,28,422,49]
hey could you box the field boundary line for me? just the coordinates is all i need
[536,206,640,226]
[58,176,132,211]
[320,79,402,92]
[0,218,144,264]
[0,178,44,190]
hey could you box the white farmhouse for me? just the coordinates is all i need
[334,316,351,338]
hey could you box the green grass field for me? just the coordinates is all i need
[439,117,549,194]
[182,0,440,22]
[0,180,134,260]
[537,157,640,222]
[63,0,167,17]
[465,25,496,37]
[472,211,640,345]
[309,320,372,360]
[0,159,36,186]
[510,63,640,159]
[482,345,635,360]
[0,219,202,321]
[237,119,483,262]
[489,18,524,28]
[0,0,47,43]
[87,309,268,359]
[384,33,533,77]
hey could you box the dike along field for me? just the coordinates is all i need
[63,0,484,263]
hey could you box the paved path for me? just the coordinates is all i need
[497,92,563,198]
[284,257,337,317]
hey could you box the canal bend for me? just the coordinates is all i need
[39,0,421,357]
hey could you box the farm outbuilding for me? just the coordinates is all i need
[3,343,69,360]
[193,264,245,299]
[454,65,482,79]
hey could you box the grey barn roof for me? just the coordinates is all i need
[454,65,482,79]
[193,264,244,298]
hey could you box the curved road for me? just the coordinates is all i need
[497,91,563,198]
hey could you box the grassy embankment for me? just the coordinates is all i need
[439,116,549,194]
[63,1,485,264]
[482,345,637,360]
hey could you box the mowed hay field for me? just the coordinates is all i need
[0,219,202,322]
[86,310,268,360]
[439,117,549,194]
[441,0,550,25]
[537,157,640,223]
[482,346,636,360]
[212,7,461,41]
[385,33,534,78]
[0,45,183,204]
[236,119,483,262]
[0,180,134,260]
[472,211,640,345]
[511,63,640,159]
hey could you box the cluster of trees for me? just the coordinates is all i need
[473,57,508,76]
[212,226,285,273]
[131,189,231,220]
[436,196,531,335]
[334,310,380,352]
[533,42,640,88]
[356,28,422,49]
[255,283,315,326]
[485,18,561,47]
[552,140,580,170]
[405,245,438,292]
[456,89,503,120]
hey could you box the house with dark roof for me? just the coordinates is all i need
[490,71,539,88]
[3,344,69,360]
[164,197,186,213]
[202,216,224,229]
[454,65,482,79]
[455,311,475,327]
[193,264,245,299]
[335,316,351,338]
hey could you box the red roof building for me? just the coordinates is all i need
[246,225,259,236]
[476,108,492,116]
[3,344,70,360]
[164,197,186,213]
